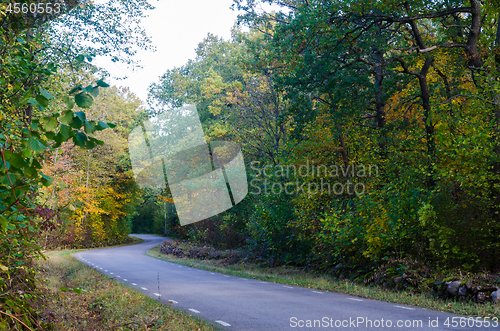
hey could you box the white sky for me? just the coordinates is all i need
[94,0,243,104]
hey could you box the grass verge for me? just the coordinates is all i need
[147,245,499,319]
[35,248,217,330]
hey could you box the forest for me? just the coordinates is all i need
[1,0,500,328]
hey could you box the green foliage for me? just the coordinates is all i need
[0,0,154,326]
[0,35,111,330]
[144,0,500,277]
[41,86,144,248]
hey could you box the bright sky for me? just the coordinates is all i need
[95,0,242,104]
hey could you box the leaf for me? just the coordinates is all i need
[30,159,41,170]
[96,79,110,88]
[20,87,35,105]
[40,88,54,100]
[25,165,38,177]
[0,160,10,171]
[60,287,68,292]
[40,117,58,131]
[62,96,74,110]
[69,116,83,129]
[27,98,38,107]
[89,87,99,98]
[35,95,49,108]
[28,137,46,153]
[14,187,29,199]
[96,121,109,130]
[94,138,104,146]
[71,288,84,294]
[86,139,95,150]
[75,92,93,108]
[73,132,87,148]
[74,111,86,122]
[0,263,7,271]
[0,174,16,186]
[76,54,85,63]
[21,149,32,158]
[1,151,23,168]
[0,216,8,232]
[107,123,116,128]
[58,124,71,140]
[84,120,95,134]
[40,172,53,187]
[60,110,74,125]
[47,63,57,72]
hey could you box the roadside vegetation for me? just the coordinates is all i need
[140,0,500,319]
[148,241,499,319]
[4,0,500,328]
[34,248,216,331]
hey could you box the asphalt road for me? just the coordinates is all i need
[73,234,499,330]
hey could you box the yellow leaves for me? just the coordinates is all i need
[208,105,222,116]
[158,196,174,203]
[206,121,230,138]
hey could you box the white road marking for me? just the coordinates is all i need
[153,293,161,296]
[117,276,121,278]
[189,309,200,313]
[216,320,231,327]
[131,283,137,286]
[348,298,363,302]
[395,306,415,310]
[168,300,178,304]
[312,291,324,294]
[110,273,114,275]
[104,270,107,272]
[123,279,128,281]
[178,266,182,268]
[283,286,293,288]
[100,268,102,270]
[210,273,215,275]
[224,275,230,278]
[141,287,148,290]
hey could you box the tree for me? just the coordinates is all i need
[0,0,153,327]
[231,0,500,268]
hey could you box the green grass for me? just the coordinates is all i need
[147,245,500,319]
[35,246,217,330]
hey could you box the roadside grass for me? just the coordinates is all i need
[147,245,500,319]
[41,234,145,252]
[35,248,217,330]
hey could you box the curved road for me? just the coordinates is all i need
[73,234,498,330]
